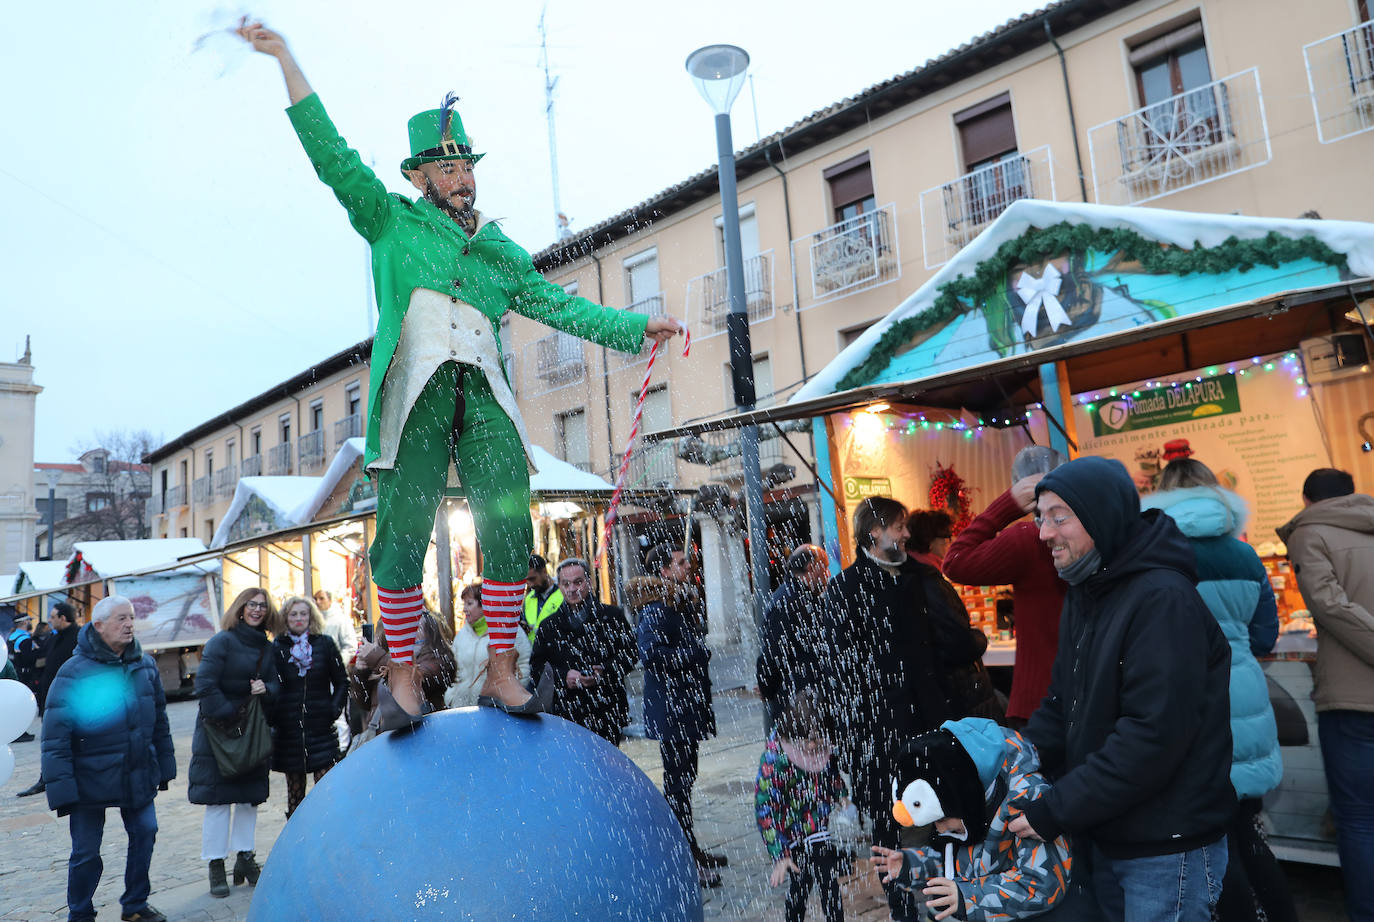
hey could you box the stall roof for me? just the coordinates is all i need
[16,560,69,593]
[66,538,218,580]
[642,202,1374,441]
[794,200,1374,404]
[529,446,614,493]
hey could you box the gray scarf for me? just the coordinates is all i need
[1056,547,1103,585]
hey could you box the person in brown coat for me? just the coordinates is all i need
[349,612,457,750]
[1277,467,1374,922]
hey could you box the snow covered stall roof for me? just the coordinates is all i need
[643,200,1374,440]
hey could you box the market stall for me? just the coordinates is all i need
[645,199,1374,864]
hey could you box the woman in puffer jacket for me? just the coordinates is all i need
[1144,459,1297,922]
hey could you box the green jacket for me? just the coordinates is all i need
[287,93,648,470]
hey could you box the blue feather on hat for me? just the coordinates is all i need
[439,91,459,141]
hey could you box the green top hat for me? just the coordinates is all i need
[400,92,485,176]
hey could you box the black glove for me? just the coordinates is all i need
[159,781,169,791]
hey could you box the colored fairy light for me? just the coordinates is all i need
[1264,362,1275,371]
[1298,388,1309,397]
[921,420,930,429]
[1251,357,1262,364]
[963,430,973,439]
[1085,403,1096,412]
[1205,366,1218,376]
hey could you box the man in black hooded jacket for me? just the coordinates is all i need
[1009,456,1233,921]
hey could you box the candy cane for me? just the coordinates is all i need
[597,324,691,568]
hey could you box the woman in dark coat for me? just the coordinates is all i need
[907,509,1004,722]
[269,595,347,818]
[190,588,281,898]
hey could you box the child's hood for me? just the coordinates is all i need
[942,718,1014,791]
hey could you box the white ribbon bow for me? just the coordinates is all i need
[1016,264,1073,338]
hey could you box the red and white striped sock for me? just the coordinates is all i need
[376,584,424,665]
[481,579,525,655]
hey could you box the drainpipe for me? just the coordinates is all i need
[590,251,616,474]
[1045,19,1090,203]
[765,143,807,380]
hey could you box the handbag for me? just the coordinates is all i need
[203,645,273,779]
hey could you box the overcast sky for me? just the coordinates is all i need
[2,0,1044,462]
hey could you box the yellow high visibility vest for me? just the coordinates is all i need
[524,589,563,638]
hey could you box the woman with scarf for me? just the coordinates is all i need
[267,595,348,819]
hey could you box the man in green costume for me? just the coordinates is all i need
[238,20,682,727]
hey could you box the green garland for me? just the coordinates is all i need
[835,222,1350,392]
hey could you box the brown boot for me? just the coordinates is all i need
[370,661,425,732]
[477,648,543,714]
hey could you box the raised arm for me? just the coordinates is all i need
[237,18,314,104]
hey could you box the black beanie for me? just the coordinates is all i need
[895,729,992,845]
[1035,456,1140,564]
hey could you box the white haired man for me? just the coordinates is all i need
[42,596,176,922]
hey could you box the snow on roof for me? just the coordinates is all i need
[529,445,613,493]
[792,200,1374,403]
[211,475,327,548]
[67,538,212,580]
[16,560,70,592]
[289,438,365,525]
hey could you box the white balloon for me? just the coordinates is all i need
[0,680,37,744]
[0,636,8,671]
[0,745,12,787]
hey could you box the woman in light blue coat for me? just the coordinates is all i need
[1145,459,1296,922]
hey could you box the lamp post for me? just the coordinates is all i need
[686,44,772,626]
[44,468,61,560]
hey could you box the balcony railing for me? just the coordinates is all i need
[1305,20,1374,143]
[626,442,678,489]
[192,476,212,505]
[267,442,293,476]
[793,203,900,308]
[919,147,1056,268]
[212,466,238,498]
[147,494,164,519]
[334,414,363,448]
[686,252,776,339]
[679,428,783,480]
[299,430,326,471]
[615,294,665,367]
[166,485,187,509]
[525,332,585,395]
[241,454,262,477]
[1088,67,1271,206]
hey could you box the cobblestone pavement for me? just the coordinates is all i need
[1,687,1351,921]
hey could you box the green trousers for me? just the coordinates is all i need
[370,362,532,588]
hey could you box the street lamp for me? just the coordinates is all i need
[685,44,772,627]
[44,468,61,561]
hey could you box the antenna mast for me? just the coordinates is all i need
[539,5,570,241]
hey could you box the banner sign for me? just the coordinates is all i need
[843,475,893,501]
[1091,375,1242,436]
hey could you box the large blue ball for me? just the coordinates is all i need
[249,708,702,920]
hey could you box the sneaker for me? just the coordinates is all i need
[121,906,167,922]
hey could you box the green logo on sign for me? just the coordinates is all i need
[1091,375,1241,436]
[843,476,893,501]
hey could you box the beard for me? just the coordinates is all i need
[425,177,477,236]
[873,539,906,564]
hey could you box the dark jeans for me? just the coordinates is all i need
[67,801,158,921]
[785,841,846,922]
[1319,709,1374,922]
[1216,797,1297,922]
[659,738,701,853]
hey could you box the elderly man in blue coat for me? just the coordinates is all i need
[42,595,176,922]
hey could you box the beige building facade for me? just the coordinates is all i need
[145,341,370,545]
[513,0,1374,518]
[145,0,1374,551]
